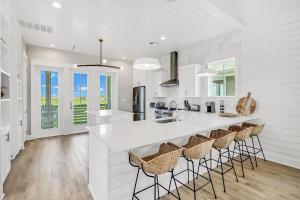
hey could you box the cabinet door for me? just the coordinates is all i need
[1,127,11,183]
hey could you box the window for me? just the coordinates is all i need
[41,71,58,129]
[73,73,88,125]
[208,57,236,97]
[99,74,112,110]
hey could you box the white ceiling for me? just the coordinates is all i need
[11,0,246,61]
[11,0,300,61]
[208,0,300,26]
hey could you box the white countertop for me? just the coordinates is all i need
[87,110,258,152]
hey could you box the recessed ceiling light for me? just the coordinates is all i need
[122,56,126,60]
[102,59,107,64]
[52,2,62,9]
[48,44,56,47]
[160,36,167,41]
[120,66,124,70]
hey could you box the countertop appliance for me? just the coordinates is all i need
[133,86,146,121]
[184,100,191,111]
[155,102,166,109]
[205,101,215,113]
[190,104,201,112]
[150,102,156,108]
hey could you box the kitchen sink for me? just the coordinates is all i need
[155,118,180,123]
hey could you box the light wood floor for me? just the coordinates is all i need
[3,133,300,200]
[3,133,93,200]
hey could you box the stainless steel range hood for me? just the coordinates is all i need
[160,51,179,87]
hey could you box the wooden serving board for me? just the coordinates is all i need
[236,92,256,116]
[219,113,238,118]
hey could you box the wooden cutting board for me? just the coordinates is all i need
[236,92,256,116]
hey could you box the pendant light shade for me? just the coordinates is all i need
[133,57,161,70]
[197,65,216,77]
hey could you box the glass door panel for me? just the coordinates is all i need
[73,73,88,125]
[40,70,59,129]
[99,74,112,110]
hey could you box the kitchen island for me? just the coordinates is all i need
[87,110,258,200]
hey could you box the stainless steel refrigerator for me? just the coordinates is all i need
[133,86,145,121]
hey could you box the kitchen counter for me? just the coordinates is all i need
[88,110,257,152]
[87,110,259,200]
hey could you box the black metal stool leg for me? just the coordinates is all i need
[237,141,245,177]
[191,161,197,200]
[156,176,160,199]
[154,176,157,200]
[196,159,201,179]
[187,160,190,183]
[172,170,181,200]
[228,148,238,182]
[257,136,266,162]
[132,168,140,200]
[244,140,254,170]
[233,141,237,158]
[219,150,226,192]
[168,174,172,194]
[204,157,217,199]
[251,136,258,167]
[210,150,212,169]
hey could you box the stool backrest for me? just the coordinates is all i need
[242,123,265,136]
[142,143,182,175]
[183,136,215,160]
[252,124,265,136]
[213,131,236,149]
[228,125,253,141]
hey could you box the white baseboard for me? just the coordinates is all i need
[25,131,88,141]
[1,184,4,200]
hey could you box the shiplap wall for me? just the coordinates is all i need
[241,9,300,169]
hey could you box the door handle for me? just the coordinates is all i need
[70,102,73,110]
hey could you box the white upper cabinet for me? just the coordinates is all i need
[179,64,201,97]
[151,71,167,98]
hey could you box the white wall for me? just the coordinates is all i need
[240,9,300,168]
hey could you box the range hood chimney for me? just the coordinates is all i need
[160,51,179,87]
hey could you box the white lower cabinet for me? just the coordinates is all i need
[179,64,201,97]
[1,126,11,184]
[151,71,167,97]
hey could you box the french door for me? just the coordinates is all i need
[31,62,118,139]
[71,72,88,133]
[31,66,63,138]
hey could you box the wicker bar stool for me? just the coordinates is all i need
[170,135,217,200]
[207,129,239,193]
[228,125,254,177]
[242,123,266,167]
[129,143,183,200]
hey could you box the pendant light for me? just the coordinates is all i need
[197,64,216,77]
[133,0,161,70]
